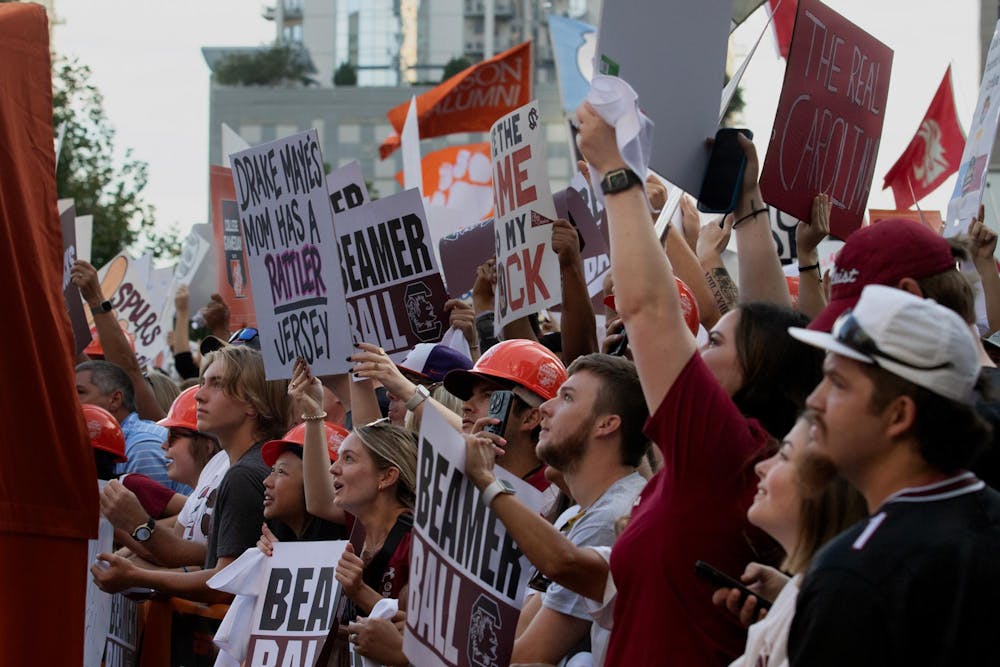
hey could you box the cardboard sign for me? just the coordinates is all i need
[438,218,496,300]
[75,214,93,265]
[553,186,610,312]
[596,0,732,195]
[95,253,171,368]
[60,200,92,354]
[404,407,544,667]
[230,129,354,379]
[334,189,449,360]
[211,165,258,329]
[104,595,139,667]
[245,541,348,666]
[84,481,114,667]
[759,0,893,239]
[947,19,1000,235]
[490,101,561,329]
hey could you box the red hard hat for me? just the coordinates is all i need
[261,421,348,467]
[603,277,700,336]
[786,275,800,311]
[444,338,567,402]
[83,322,135,358]
[83,404,127,462]
[158,386,199,431]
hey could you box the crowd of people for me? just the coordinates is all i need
[73,102,1000,667]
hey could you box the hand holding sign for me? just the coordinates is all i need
[71,259,104,309]
[575,103,626,175]
[288,357,324,420]
[797,194,832,258]
[463,432,506,489]
[551,219,582,267]
[335,543,369,606]
[256,522,279,557]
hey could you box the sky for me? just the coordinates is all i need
[52,0,982,237]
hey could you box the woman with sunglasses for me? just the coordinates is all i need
[575,102,824,665]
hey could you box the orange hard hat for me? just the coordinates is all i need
[444,338,567,402]
[83,322,135,358]
[82,404,127,462]
[261,421,348,467]
[158,386,200,431]
[603,278,700,336]
[786,275,800,311]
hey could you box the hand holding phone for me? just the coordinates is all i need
[695,560,773,619]
[697,128,754,214]
[482,390,515,438]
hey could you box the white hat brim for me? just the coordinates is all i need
[788,327,874,365]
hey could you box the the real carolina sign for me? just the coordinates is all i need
[404,407,544,667]
[229,129,353,378]
[490,100,561,330]
[759,0,892,239]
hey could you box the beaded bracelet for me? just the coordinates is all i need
[301,411,328,422]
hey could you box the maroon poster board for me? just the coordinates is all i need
[759,0,893,239]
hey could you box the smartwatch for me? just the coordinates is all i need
[90,299,113,315]
[600,168,642,195]
[480,478,516,507]
[404,384,430,411]
[131,517,155,543]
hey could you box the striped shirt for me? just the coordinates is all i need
[115,412,191,495]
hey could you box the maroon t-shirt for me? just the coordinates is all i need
[120,473,177,519]
[606,354,772,666]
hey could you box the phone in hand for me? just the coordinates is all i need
[697,128,754,214]
[482,390,515,437]
[694,560,773,612]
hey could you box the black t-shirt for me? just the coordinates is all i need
[270,516,347,542]
[789,473,1000,666]
[204,442,270,569]
[973,366,1000,489]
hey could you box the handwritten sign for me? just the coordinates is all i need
[245,541,348,666]
[60,200,92,354]
[327,160,370,218]
[404,407,543,667]
[95,253,171,368]
[759,0,893,239]
[334,189,449,360]
[947,19,1000,235]
[230,130,353,379]
[490,101,561,330]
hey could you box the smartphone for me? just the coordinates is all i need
[697,128,754,214]
[482,390,515,437]
[694,560,773,612]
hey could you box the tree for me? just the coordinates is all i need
[53,57,177,268]
[441,56,471,82]
[722,73,746,127]
[334,61,358,86]
[214,44,312,86]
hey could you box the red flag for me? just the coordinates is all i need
[378,41,532,159]
[882,67,966,209]
[769,0,797,59]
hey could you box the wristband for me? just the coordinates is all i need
[301,411,328,422]
[798,263,820,273]
[480,478,516,507]
[733,207,768,229]
[90,299,113,315]
[404,384,430,411]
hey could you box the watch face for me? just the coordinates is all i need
[134,527,152,542]
[609,171,628,190]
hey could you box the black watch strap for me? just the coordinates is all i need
[600,168,642,195]
[131,517,155,542]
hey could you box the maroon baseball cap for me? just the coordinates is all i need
[808,218,955,332]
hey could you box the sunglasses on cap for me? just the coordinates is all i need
[228,328,259,345]
[832,311,951,372]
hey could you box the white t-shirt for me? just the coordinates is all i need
[176,450,230,544]
[729,574,800,667]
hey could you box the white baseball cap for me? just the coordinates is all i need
[789,284,980,404]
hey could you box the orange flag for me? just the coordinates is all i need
[379,41,532,159]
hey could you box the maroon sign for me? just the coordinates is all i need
[438,218,496,299]
[759,0,893,239]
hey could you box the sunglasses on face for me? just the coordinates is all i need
[168,428,199,443]
[228,327,259,345]
[832,311,951,372]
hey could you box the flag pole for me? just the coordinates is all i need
[906,175,928,229]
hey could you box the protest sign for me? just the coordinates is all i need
[172,228,211,294]
[759,0,893,239]
[95,253,172,368]
[230,129,354,378]
[84,481,114,667]
[490,101,561,329]
[596,0,731,195]
[243,541,347,667]
[334,189,449,360]
[75,214,93,264]
[946,19,1000,235]
[326,160,370,217]
[60,200,92,354]
[438,218,495,300]
[211,165,258,329]
[404,407,544,667]
[554,186,610,312]
[104,595,139,667]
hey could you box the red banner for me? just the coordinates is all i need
[882,67,965,210]
[759,0,893,239]
[769,0,798,59]
[379,42,532,159]
[210,166,257,329]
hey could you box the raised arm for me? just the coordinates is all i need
[172,285,200,380]
[795,194,831,319]
[71,260,165,421]
[289,358,346,523]
[551,218,598,362]
[697,214,739,316]
[576,103,697,412]
[731,135,793,308]
[970,206,1000,334]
